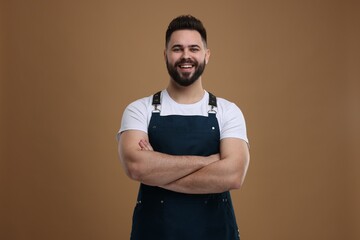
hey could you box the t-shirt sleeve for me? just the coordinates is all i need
[220,102,248,143]
[116,99,149,141]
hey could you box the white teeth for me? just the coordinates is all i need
[179,65,192,68]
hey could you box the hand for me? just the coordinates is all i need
[139,139,154,151]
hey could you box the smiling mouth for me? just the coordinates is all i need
[178,63,194,69]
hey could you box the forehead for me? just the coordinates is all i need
[167,30,204,47]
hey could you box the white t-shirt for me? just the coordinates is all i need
[118,90,248,143]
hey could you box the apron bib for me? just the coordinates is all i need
[130,92,240,240]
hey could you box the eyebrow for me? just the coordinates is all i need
[171,44,201,49]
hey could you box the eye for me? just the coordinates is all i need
[172,47,182,52]
[190,47,200,52]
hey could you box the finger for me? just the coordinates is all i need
[143,140,154,151]
[139,140,149,150]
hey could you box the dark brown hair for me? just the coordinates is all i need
[165,15,207,47]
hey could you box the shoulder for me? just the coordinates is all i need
[215,95,243,116]
[119,92,159,135]
[211,94,248,142]
[126,94,153,111]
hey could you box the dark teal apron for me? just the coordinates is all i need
[130,92,240,240]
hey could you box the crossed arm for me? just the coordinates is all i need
[118,130,250,194]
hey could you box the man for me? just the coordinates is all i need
[117,15,250,240]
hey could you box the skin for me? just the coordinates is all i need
[118,29,250,194]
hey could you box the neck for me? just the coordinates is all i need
[166,78,205,104]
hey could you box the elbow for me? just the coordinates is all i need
[229,174,244,190]
[118,150,145,182]
[229,164,249,190]
[231,156,250,190]
[119,154,144,182]
[124,161,144,181]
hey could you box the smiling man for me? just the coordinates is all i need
[165,30,208,87]
[117,15,250,240]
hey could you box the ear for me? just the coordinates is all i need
[163,49,167,61]
[205,48,211,65]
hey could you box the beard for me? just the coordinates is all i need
[166,58,206,87]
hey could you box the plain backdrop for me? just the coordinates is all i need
[1,0,359,239]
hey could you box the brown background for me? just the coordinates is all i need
[1,0,359,239]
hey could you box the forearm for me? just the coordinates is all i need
[161,138,250,194]
[124,149,217,186]
[161,159,244,194]
[118,132,219,186]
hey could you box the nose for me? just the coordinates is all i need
[181,48,190,59]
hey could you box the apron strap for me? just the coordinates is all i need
[152,91,217,111]
[208,92,217,113]
[152,91,161,105]
[208,92,217,108]
[152,91,162,112]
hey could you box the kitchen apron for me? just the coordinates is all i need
[130,91,240,240]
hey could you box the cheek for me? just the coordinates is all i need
[198,56,207,65]
[166,54,177,63]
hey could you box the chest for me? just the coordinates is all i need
[148,113,220,156]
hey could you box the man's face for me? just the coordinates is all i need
[165,30,210,87]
